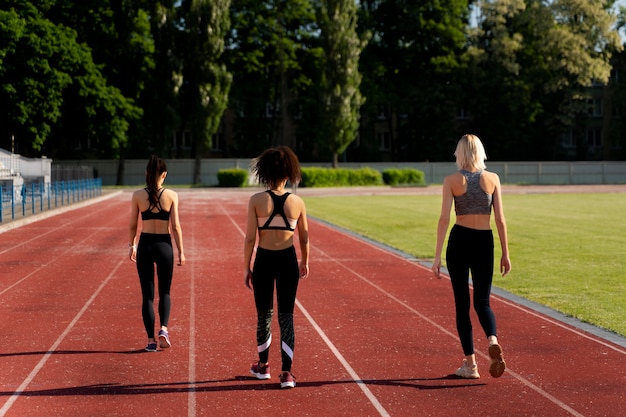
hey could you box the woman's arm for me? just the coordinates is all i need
[491,175,511,276]
[296,197,309,279]
[243,196,258,289]
[432,176,453,278]
[169,191,185,265]
[128,192,140,262]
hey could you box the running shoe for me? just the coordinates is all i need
[488,343,506,378]
[250,362,271,380]
[158,329,171,349]
[455,359,480,379]
[279,371,296,389]
[145,342,158,352]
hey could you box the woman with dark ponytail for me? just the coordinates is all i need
[129,155,185,352]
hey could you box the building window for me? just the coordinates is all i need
[377,104,390,120]
[561,130,575,148]
[587,128,602,148]
[211,132,223,151]
[377,131,390,150]
[174,131,192,149]
[265,102,280,118]
[457,107,472,119]
[586,98,603,117]
[612,103,622,118]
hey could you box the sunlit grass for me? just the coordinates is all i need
[303,193,626,337]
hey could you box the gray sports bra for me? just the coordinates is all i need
[453,170,493,216]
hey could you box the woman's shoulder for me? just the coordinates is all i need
[481,170,501,182]
[444,171,464,183]
[248,190,269,204]
[132,188,148,199]
[286,192,304,204]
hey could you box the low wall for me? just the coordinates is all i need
[55,159,626,186]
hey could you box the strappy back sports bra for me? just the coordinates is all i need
[141,188,170,221]
[257,191,298,231]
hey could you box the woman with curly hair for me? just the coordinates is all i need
[244,146,309,389]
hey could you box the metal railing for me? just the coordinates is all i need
[0,178,102,223]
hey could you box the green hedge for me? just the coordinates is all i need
[300,167,383,187]
[217,168,248,187]
[381,168,425,186]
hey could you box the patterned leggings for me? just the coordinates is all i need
[252,246,300,372]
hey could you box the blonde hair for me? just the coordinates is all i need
[454,134,487,171]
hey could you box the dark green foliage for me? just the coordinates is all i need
[382,168,425,186]
[217,168,248,187]
[300,167,382,187]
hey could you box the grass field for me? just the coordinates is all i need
[302,193,626,338]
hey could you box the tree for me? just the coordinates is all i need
[358,0,470,162]
[140,0,181,160]
[0,3,140,159]
[465,0,622,160]
[178,0,232,184]
[317,0,369,167]
[226,0,321,157]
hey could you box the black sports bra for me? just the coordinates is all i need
[141,188,170,221]
[257,191,297,231]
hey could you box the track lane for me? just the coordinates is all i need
[0,189,624,416]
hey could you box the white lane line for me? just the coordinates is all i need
[188,195,197,417]
[493,297,626,355]
[0,259,124,417]
[0,191,121,237]
[0,197,126,296]
[312,237,586,417]
[0,225,122,297]
[314,219,626,355]
[296,299,391,417]
[221,205,391,417]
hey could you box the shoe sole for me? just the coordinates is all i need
[488,344,506,378]
[280,381,295,388]
[158,334,171,349]
[250,370,271,380]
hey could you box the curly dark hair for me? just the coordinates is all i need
[251,146,301,189]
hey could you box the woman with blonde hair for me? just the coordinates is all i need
[244,146,309,389]
[432,134,511,379]
[129,155,185,352]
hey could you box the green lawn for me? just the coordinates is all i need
[303,193,626,337]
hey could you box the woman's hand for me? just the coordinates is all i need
[432,257,442,279]
[500,256,511,276]
[129,245,137,262]
[244,269,253,290]
[299,263,309,279]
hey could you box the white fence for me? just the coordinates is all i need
[56,159,626,186]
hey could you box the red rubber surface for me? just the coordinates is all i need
[0,189,624,417]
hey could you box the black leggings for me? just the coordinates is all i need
[136,233,174,339]
[252,246,300,372]
[446,224,497,356]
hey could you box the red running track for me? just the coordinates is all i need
[0,189,624,417]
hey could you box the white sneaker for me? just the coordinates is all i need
[455,359,480,379]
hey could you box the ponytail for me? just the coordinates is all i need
[145,155,167,205]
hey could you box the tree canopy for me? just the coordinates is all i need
[1,0,624,165]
